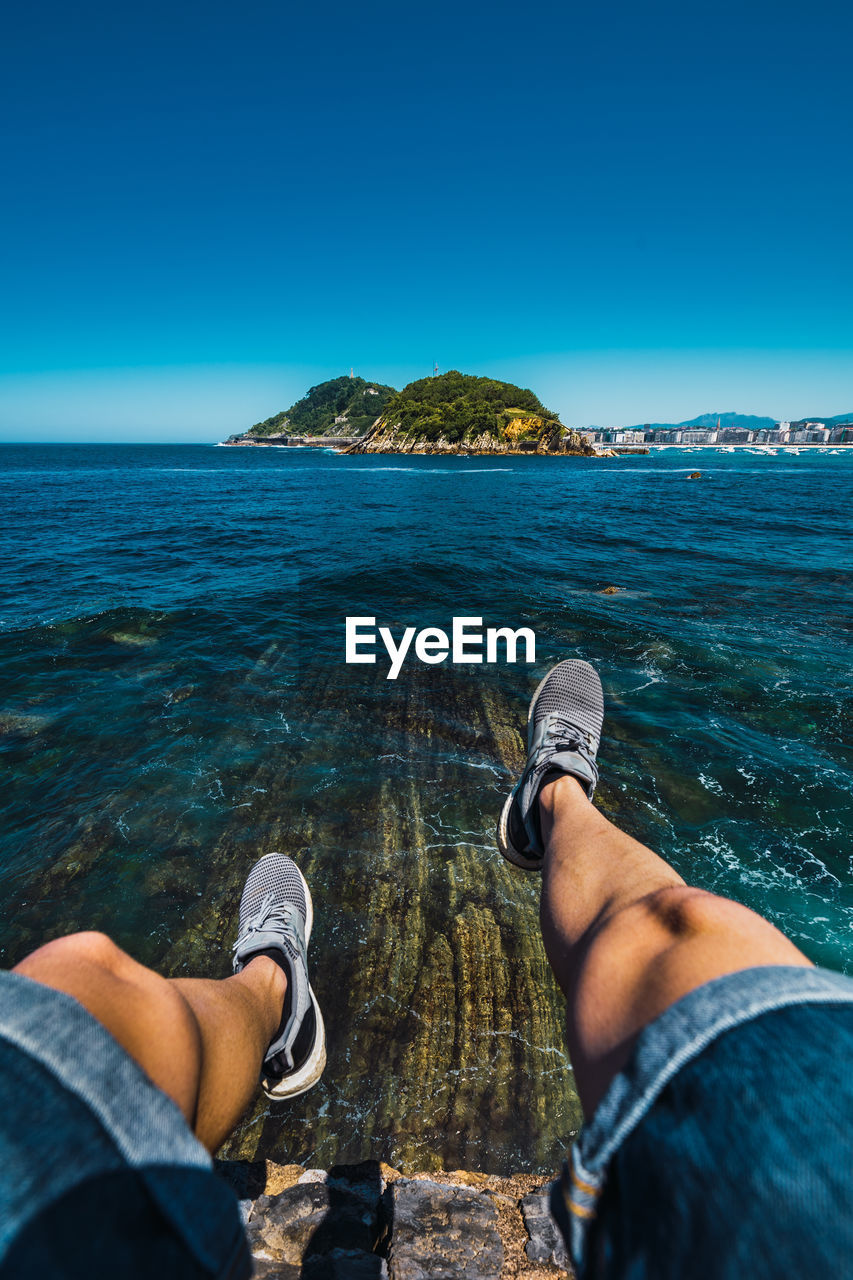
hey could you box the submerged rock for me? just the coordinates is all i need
[107,630,159,647]
[0,711,53,737]
[688,471,702,479]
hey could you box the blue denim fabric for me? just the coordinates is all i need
[0,970,250,1278]
[550,964,853,1278]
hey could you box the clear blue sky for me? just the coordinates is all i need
[1,0,851,440]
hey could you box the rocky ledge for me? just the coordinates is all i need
[216,1159,573,1279]
[342,419,593,457]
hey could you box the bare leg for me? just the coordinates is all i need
[539,775,811,1116]
[13,931,284,1152]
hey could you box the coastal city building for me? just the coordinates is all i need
[582,420,853,447]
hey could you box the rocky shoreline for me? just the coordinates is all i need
[217,1158,572,1279]
[220,429,596,457]
[222,433,357,448]
[342,419,594,457]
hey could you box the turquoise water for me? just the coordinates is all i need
[0,443,851,1170]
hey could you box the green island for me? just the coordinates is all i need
[228,375,396,443]
[225,371,594,456]
[347,371,593,455]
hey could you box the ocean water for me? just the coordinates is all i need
[0,443,851,1172]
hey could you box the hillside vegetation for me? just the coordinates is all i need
[249,376,396,437]
[382,371,559,444]
[230,370,592,455]
[346,371,592,454]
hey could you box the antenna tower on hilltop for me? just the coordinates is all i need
[433,361,439,377]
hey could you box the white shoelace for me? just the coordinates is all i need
[233,892,300,961]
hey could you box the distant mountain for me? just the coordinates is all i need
[619,410,853,431]
[624,411,777,432]
[805,411,853,425]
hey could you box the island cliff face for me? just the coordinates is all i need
[344,416,593,456]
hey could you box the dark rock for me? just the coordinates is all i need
[386,1178,503,1280]
[303,1248,389,1278]
[688,470,702,479]
[521,1187,570,1271]
[246,1180,380,1267]
[600,585,623,595]
[326,1159,386,1203]
[213,1157,268,1209]
[253,1262,385,1280]
[251,1258,301,1279]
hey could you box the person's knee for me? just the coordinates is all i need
[15,930,133,980]
[59,930,128,970]
[640,886,735,940]
[16,931,205,1126]
[640,884,781,946]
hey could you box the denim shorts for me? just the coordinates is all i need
[0,970,250,1279]
[550,964,853,1279]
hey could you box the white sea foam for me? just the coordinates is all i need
[347,466,515,474]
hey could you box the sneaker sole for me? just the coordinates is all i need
[250,855,327,1101]
[497,787,544,870]
[262,988,327,1100]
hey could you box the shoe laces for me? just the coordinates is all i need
[541,714,595,758]
[233,892,300,961]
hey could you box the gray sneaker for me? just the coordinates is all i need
[232,853,326,1100]
[497,660,604,870]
